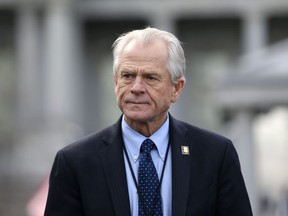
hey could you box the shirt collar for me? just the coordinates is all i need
[121,114,170,162]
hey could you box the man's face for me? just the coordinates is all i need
[114,39,184,126]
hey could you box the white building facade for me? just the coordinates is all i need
[1,0,288,215]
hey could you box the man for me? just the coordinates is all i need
[44,27,253,216]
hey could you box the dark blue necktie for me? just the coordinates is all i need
[138,139,163,216]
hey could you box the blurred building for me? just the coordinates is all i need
[1,0,288,215]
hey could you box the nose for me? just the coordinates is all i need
[130,76,146,94]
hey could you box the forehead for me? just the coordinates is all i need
[120,39,169,64]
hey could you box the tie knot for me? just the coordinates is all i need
[141,139,154,154]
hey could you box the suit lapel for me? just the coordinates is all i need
[170,116,192,216]
[99,118,131,216]
[98,115,194,216]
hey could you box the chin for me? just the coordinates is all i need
[124,111,152,122]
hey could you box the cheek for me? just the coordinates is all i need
[114,85,122,101]
[115,85,128,101]
[152,92,170,107]
[114,85,119,97]
[161,89,175,105]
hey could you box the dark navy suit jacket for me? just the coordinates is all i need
[44,115,253,216]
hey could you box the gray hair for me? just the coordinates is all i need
[112,27,186,83]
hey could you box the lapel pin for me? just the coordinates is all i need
[181,146,190,155]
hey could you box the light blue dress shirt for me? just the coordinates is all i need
[122,115,172,216]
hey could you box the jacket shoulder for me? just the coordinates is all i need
[172,117,230,144]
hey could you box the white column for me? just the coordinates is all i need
[43,0,84,143]
[16,5,40,131]
[44,0,82,125]
[230,110,258,216]
[36,0,84,173]
[242,11,267,54]
[11,0,83,182]
[11,5,43,177]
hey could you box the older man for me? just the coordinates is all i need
[44,27,253,216]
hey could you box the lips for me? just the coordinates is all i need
[124,98,150,107]
[126,101,148,105]
[125,96,149,104]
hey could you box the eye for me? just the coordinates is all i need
[122,72,134,80]
[147,76,156,80]
[145,74,160,82]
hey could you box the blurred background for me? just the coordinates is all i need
[1,0,288,215]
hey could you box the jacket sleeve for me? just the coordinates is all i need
[216,140,253,216]
[44,150,84,216]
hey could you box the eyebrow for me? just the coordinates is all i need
[119,64,165,77]
[119,68,134,73]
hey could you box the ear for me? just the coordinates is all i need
[171,78,185,103]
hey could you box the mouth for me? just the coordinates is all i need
[125,98,150,105]
[126,101,148,105]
